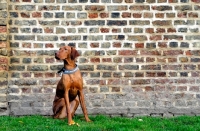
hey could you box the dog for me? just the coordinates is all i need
[53,46,91,125]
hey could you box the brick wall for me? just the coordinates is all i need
[0,0,9,115]
[2,0,200,116]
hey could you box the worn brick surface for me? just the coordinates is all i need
[0,0,199,117]
[0,1,8,115]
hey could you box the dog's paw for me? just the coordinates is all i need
[68,120,75,126]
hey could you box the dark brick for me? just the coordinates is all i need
[90,72,100,77]
[191,58,200,62]
[135,0,145,2]
[22,58,31,63]
[169,42,178,48]
[178,28,187,32]
[129,20,150,25]
[32,28,43,33]
[79,0,88,2]
[119,65,139,70]
[180,72,188,77]
[55,12,64,18]
[146,43,156,48]
[27,65,48,71]
[97,65,116,70]
[14,35,35,40]
[79,65,94,71]
[9,65,25,71]
[152,6,172,11]
[107,20,127,26]
[111,13,120,18]
[180,42,189,48]
[141,65,161,70]
[84,20,105,26]
[175,5,192,11]
[10,12,18,18]
[102,72,111,77]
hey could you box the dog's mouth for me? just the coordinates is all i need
[55,53,60,60]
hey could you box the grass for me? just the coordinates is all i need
[0,115,200,131]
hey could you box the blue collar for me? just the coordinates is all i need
[57,64,79,76]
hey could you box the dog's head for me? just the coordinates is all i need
[55,46,79,61]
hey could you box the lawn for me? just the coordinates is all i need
[0,115,200,131]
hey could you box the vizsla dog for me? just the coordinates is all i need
[53,46,91,125]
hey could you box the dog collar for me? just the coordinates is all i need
[57,64,79,76]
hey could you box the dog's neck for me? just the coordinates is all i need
[64,59,76,70]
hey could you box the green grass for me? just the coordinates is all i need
[0,115,200,131]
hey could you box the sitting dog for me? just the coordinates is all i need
[53,46,91,125]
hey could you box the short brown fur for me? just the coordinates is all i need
[53,46,91,125]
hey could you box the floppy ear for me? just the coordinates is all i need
[71,47,80,60]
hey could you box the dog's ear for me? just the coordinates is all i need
[71,47,79,60]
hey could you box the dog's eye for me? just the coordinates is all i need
[65,48,67,50]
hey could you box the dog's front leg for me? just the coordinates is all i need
[64,90,75,125]
[78,90,91,122]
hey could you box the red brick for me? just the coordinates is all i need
[112,87,120,92]
[156,28,165,33]
[135,43,144,48]
[133,13,142,18]
[140,50,161,55]
[155,13,164,18]
[157,58,166,63]
[125,0,133,2]
[158,42,167,48]
[22,88,31,93]
[108,79,120,85]
[167,28,176,33]
[146,72,156,77]
[163,50,183,56]
[90,58,100,63]
[102,58,112,62]
[0,57,8,64]
[21,12,30,18]
[143,12,153,18]
[32,12,42,18]
[192,0,200,3]
[88,13,98,18]
[100,13,109,18]
[45,58,55,63]
[119,50,138,55]
[168,58,177,62]
[0,41,7,48]
[113,42,121,48]
[22,43,31,48]
[146,57,155,62]
[112,28,121,33]
[100,28,109,33]
[34,73,43,78]
[185,50,192,56]
[22,0,31,2]
[157,72,166,77]
[22,72,31,78]
[45,72,55,77]
[122,12,131,18]
[0,26,7,33]
[145,86,153,91]
[44,27,53,33]
[189,86,199,91]
[177,12,187,18]
[145,28,154,33]
[188,12,198,18]
[45,43,54,48]
[150,35,162,41]
[90,43,99,48]
[0,65,7,71]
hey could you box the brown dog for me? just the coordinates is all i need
[53,46,91,125]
